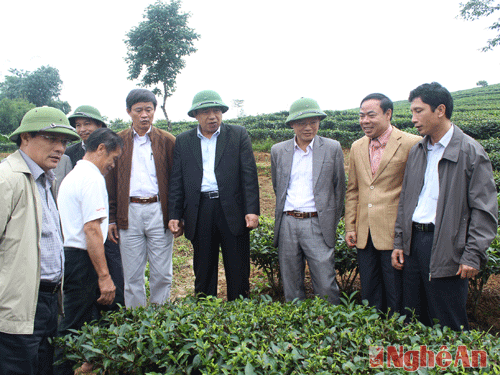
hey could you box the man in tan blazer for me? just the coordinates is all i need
[345,93,420,314]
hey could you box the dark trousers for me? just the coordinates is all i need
[403,230,469,331]
[104,238,125,307]
[0,289,59,375]
[191,196,250,301]
[357,234,402,315]
[55,248,122,375]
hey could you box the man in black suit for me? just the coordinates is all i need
[65,105,106,167]
[168,90,260,300]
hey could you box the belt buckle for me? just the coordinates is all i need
[209,191,219,199]
[293,211,306,219]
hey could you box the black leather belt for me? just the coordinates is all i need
[39,281,61,294]
[285,211,318,219]
[130,196,158,203]
[201,191,219,199]
[412,222,435,232]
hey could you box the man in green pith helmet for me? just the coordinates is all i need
[271,97,345,304]
[168,90,260,300]
[65,105,107,167]
[0,106,79,374]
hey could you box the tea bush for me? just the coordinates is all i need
[54,295,500,374]
[250,216,358,295]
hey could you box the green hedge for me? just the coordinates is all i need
[54,295,500,374]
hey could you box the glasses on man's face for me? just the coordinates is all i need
[37,133,72,147]
[293,119,320,128]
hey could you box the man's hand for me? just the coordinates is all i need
[96,274,116,305]
[168,219,184,238]
[245,214,259,229]
[391,249,404,270]
[345,231,357,248]
[108,223,119,244]
[456,264,479,279]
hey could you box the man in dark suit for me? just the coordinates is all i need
[168,90,260,301]
[271,97,345,304]
[65,105,107,167]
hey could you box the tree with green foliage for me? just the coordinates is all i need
[125,0,199,130]
[477,80,489,86]
[0,66,68,110]
[459,0,500,51]
[0,98,35,135]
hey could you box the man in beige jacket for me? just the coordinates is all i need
[0,107,79,374]
[345,93,420,315]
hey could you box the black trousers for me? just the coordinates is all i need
[104,238,125,307]
[402,230,469,331]
[191,196,250,301]
[357,234,402,315]
[0,288,58,375]
[55,248,123,375]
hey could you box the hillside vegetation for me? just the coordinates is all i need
[123,83,500,151]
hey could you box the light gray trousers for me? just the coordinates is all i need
[119,202,173,308]
[278,214,339,304]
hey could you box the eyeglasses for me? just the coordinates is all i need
[292,119,320,128]
[37,133,72,147]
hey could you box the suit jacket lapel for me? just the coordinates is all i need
[188,127,203,172]
[360,137,372,182]
[281,139,294,191]
[372,128,402,183]
[214,124,227,170]
[312,136,325,189]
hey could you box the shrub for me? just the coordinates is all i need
[249,216,358,295]
[468,227,500,318]
[335,219,359,294]
[54,295,500,374]
[250,216,281,295]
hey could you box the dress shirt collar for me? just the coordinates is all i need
[370,125,393,147]
[197,124,221,140]
[427,124,454,150]
[294,136,315,152]
[133,125,152,138]
[19,149,56,184]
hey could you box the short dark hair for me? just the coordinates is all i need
[16,132,36,147]
[360,93,393,120]
[85,128,123,153]
[126,89,157,110]
[408,82,453,119]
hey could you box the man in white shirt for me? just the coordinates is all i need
[106,89,176,308]
[57,128,123,374]
[271,98,345,303]
[392,82,497,330]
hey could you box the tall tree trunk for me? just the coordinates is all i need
[161,96,172,132]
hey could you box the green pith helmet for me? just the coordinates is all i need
[68,105,107,127]
[188,90,229,118]
[9,106,80,143]
[285,97,327,125]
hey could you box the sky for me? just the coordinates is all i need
[1,0,500,122]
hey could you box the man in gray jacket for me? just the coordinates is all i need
[391,82,497,331]
[271,97,345,304]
